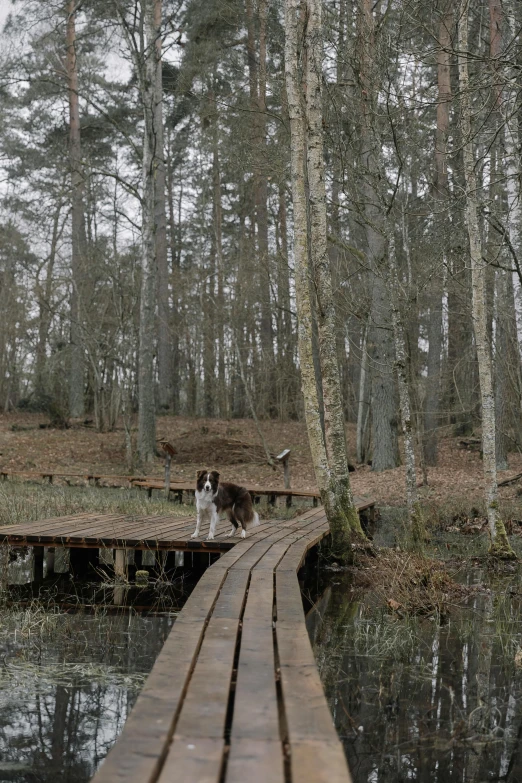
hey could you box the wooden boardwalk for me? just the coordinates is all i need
[0,512,242,553]
[87,504,364,783]
[0,502,374,781]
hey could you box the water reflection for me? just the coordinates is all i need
[0,613,174,782]
[310,569,522,782]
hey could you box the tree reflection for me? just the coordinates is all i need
[312,570,522,782]
[0,614,173,782]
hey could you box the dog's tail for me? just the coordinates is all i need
[250,510,260,528]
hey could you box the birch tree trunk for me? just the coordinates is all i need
[285,0,364,554]
[66,0,86,418]
[458,0,514,558]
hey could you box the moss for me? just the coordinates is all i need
[488,518,517,561]
[409,501,426,553]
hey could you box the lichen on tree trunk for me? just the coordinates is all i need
[285,0,365,559]
[458,0,515,560]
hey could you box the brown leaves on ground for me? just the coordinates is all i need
[0,413,522,508]
[349,550,479,616]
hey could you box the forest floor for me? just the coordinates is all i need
[1,412,521,514]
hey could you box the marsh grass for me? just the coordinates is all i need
[349,549,481,616]
[0,480,194,527]
[0,479,304,527]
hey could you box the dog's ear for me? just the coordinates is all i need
[211,470,220,482]
[196,469,207,481]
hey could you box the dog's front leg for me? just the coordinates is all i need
[207,508,219,540]
[191,508,202,539]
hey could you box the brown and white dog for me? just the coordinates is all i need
[191,470,260,541]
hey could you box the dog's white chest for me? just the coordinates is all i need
[196,489,216,510]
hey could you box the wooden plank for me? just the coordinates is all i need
[231,620,279,742]
[226,739,285,783]
[157,737,223,783]
[275,571,306,624]
[173,617,239,740]
[291,741,352,783]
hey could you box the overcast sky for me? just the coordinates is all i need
[0,0,10,30]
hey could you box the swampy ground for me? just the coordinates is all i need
[0,482,522,782]
[308,507,522,783]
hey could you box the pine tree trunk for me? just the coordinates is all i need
[137,0,158,463]
[246,0,274,415]
[154,0,172,413]
[358,0,399,472]
[425,2,452,466]
[166,127,180,414]
[211,94,227,418]
[458,0,513,557]
[66,1,85,418]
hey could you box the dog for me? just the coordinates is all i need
[191,470,260,541]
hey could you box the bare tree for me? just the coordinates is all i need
[66,0,86,418]
[285,0,364,555]
[458,0,514,558]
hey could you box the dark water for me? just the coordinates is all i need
[309,563,522,783]
[0,612,174,783]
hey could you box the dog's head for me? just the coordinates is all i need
[196,469,220,494]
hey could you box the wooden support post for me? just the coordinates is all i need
[114,548,127,581]
[33,547,44,583]
[175,551,184,567]
[157,439,176,501]
[277,449,291,507]
[313,496,318,507]
[164,453,172,498]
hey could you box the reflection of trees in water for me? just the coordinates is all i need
[0,613,174,781]
[312,573,522,782]
[0,682,132,782]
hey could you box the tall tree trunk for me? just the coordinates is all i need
[211,91,227,418]
[356,318,370,463]
[66,0,86,418]
[35,202,63,401]
[424,1,452,466]
[137,0,158,462]
[246,0,274,415]
[458,0,513,557]
[388,230,424,545]
[359,0,399,472]
[154,0,172,413]
[285,0,364,555]
[166,127,180,414]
